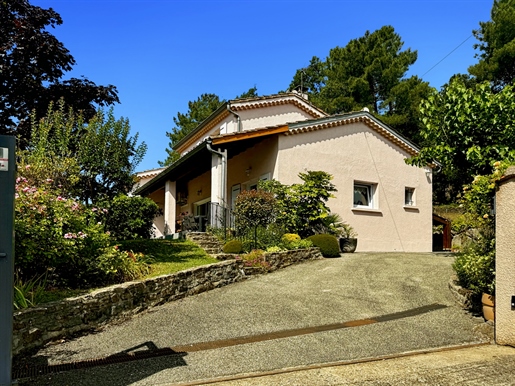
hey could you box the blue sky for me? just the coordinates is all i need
[33,0,493,171]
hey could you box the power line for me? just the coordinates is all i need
[422,34,474,77]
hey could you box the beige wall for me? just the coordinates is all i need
[186,171,211,213]
[495,166,515,346]
[226,137,279,196]
[238,105,314,132]
[148,189,165,238]
[276,122,432,252]
[180,103,316,155]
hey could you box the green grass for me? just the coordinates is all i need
[23,239,217,307]
[117,239,218,278]
[434,204,464,222]
[38,288,92,304]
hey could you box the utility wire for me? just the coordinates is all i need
[422,35,474,77]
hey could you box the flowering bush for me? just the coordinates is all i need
[14,176,149,288]
[237,249,271,271]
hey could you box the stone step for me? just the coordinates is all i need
[186,232,223,255]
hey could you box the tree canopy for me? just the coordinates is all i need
[288,26,431,143]
[408,79,515,202]
[160,93,224,166]
[20,100,147,204]
[468,0,515,90]
[0,0,119,143]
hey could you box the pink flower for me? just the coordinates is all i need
[91,207,97,212]
[22,187,30,192]
[25,165,30,170]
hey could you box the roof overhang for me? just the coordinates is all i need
[135,142,210,196]
[286,111,421,157]
[135,126,286,196]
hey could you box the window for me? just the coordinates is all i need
[231,184,241,210]
[220,122,227,135]
[354,183,374,208]
[405,187,415,206]
[246,173,271,191]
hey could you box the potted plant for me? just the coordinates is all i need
[339,223,358,253]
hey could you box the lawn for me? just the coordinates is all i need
[118,238,219,278]
[36,239,217,305]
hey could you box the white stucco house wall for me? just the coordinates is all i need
[135,92,433,252]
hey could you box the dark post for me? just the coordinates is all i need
[0,136,16,386]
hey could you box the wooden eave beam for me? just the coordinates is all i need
[211,125,289,145]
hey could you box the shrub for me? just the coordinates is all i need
[100,194,161,240]
[453,249,495,295]
[96,246,152,283]
[307,234,340,257]
[290,239,314,249]
[223,239,243,254]
[281,233,301,244]
[14,177,152,288]
[239,249,270,270]
[266,246,285,253]
[260,171,337,238]
[280,233,313,250]
[451,160,511,295]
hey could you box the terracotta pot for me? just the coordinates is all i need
[481,293,495,321]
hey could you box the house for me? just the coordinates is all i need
[135,92,433,252]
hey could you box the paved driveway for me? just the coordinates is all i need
[18,253,489,385]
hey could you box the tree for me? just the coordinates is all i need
[19,100,147,204]
[468,0,515,91]
[234,189,277,249]
[160,87,260,166]
[160,93,224,166]
[380,76,433,144]
[408,78,515,202]
[235,86,259,99]
[288,26,429,142]
[76,108,147,203]
[0,0,119,143]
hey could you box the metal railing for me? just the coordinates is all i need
[181,202,234,234]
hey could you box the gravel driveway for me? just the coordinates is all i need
[17,252,489,385]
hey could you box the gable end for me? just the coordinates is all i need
[285,114,419,157]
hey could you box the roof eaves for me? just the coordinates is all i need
[229,92,328,118]
[134,142,208,196]
[173,102,228,151]
[286,111,422,156]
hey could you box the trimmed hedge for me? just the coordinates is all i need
[307,234,340,257]
[223,239,243,254]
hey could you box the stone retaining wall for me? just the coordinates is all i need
[448,276,478,311]
[13,248,322,356]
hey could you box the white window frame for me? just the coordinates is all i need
[260,173,271,182]
[353,182,377,209]
[220,122,227,135]
[231,184,241,210]
[194,198,211,216]
[404,187,416,207]
[245,173,270,191]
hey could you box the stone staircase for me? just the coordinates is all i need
[186,232,223,255]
